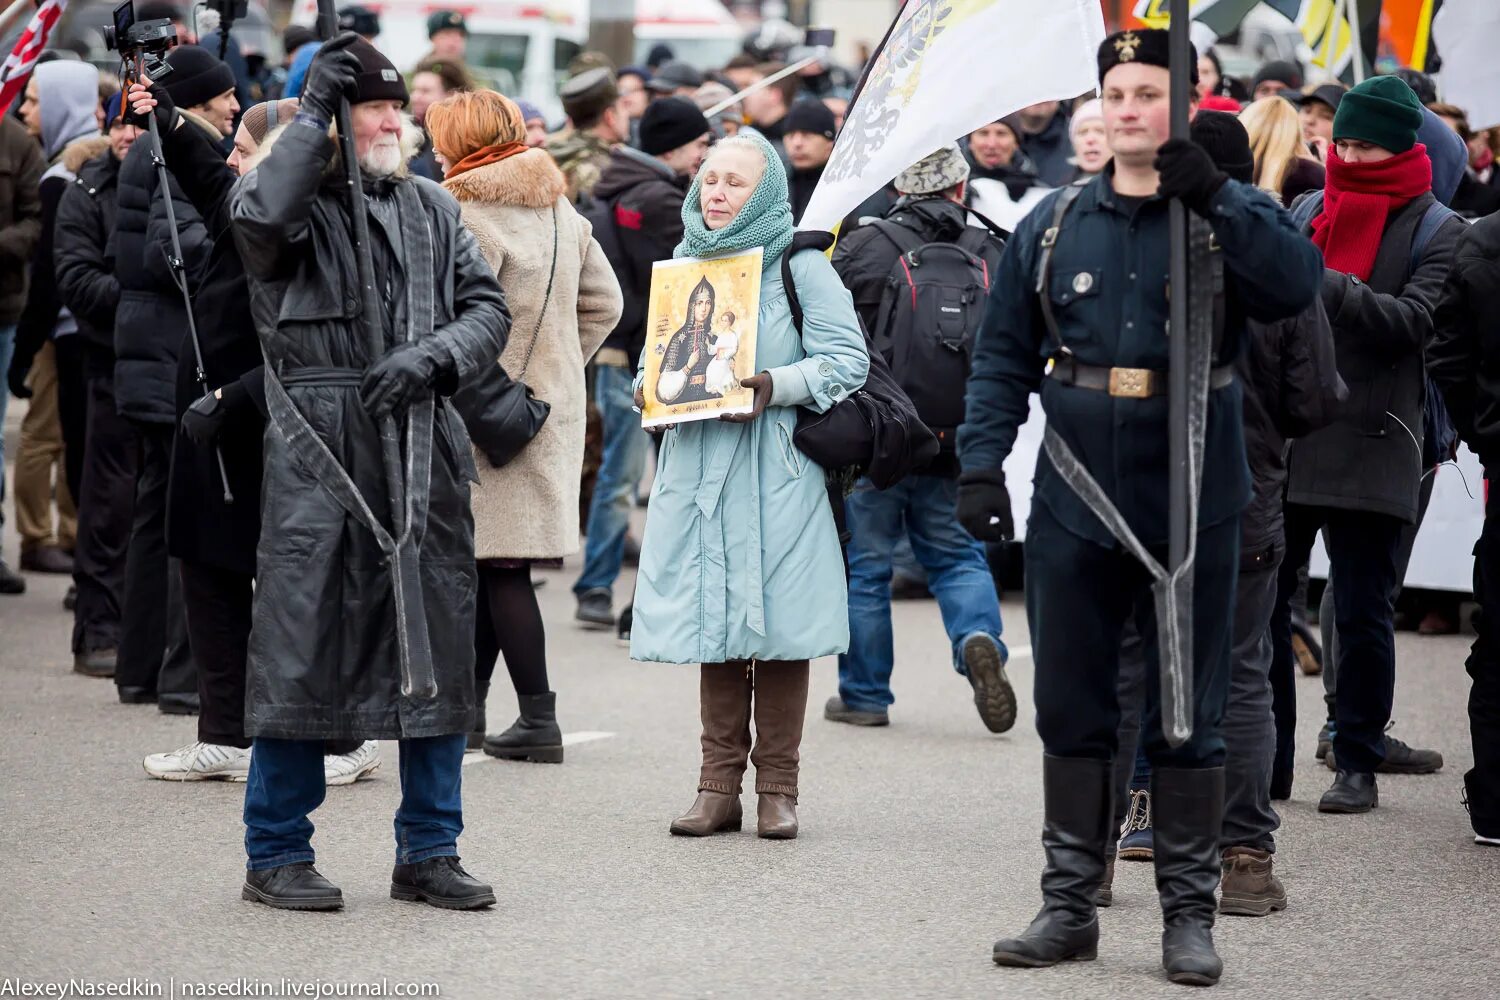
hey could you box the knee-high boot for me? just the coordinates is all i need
[993,755,1112,967]
[750,658,809,839]
[1152,766,1226,986]
[670,662,752,836]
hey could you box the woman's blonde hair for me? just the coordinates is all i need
[425,89,525,164]
[1240,97,1314,196]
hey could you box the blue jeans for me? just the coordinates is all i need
[839,475,1006,711]
[242,735,466,870]
[0,323,13,514]
[574,364,648,597]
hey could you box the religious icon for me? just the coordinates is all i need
[641,249,762,428]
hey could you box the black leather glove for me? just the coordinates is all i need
[1154,138,1229,216]
[299,32,363,124]
[360,342,451,420]
[7,358,31,400]
[957,469,1014,542]
[181,381,249,446]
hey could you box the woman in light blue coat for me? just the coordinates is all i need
[631,132,869,840]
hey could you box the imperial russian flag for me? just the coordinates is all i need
[0,0,71,118]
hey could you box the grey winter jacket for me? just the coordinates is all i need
[1284,191,1465,523]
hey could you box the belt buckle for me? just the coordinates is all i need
[1108,367,1153,399]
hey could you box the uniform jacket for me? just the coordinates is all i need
[54,148,124,378]
[114,114,217,425]
[547,127,614,203]
[231,121,510,740]
[443,148,624,560]
[588,145,689,367]
[1428,211,1500,475]
[0,116,44,324]
[630,250,869,665]
[1284,192,1465,523]
[960,169,1324,549]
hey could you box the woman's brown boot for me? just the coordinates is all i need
[670,662,752,836]
[750,659,809,839]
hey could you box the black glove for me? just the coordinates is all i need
[122,78,174,131]
[181,381,249,446]
[299,31,363,124]
[1154,138,1229,216]
[957,469,1014,542]
[360,342,450,420]
[7,358,31,400]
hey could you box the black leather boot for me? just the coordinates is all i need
[1152,767,1226,986]
[391,856,496,910]
[467,679,489,752]
[993,755,1111,968]
[482,692,563,763]
[241,862,344,911]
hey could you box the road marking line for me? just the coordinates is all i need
[462,730,616,765]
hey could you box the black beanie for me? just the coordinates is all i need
[639,96,710,156]
[163,45,237,110]
[345,37,408,106]
[784,99,836,140]
[1190,110,1254,184]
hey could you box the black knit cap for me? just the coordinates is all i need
[639,96,710,156]
[1189,110,1254,184]
[346,37,408,106]
[1252,60,1303,93]
[1098,29,1198,86]
[784,99,836,140]
[162,44,237,109]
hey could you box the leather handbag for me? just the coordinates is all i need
[453,206,559,468]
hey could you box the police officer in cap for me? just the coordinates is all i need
[957,29,1322,986]
[547,67,628,203]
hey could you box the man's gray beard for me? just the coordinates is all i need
[359,144,403,178]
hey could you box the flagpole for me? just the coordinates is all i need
[1167,6,1192,583]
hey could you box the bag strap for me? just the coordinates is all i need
[1409,199,1459,278]
[964,206,1012,243]
[781,230,835,336]
[1035,184,1085,356]
[515,204,560,382]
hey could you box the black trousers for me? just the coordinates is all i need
[1024,502,1239,768]
[51,335,88,504]
[1465,493,1500,836]
[115,424,196,701]
[1270,504,1403,776]
[71,375,139,654]
[180,560,252,748]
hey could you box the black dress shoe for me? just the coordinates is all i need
[117,686,156,704]
[1318,771,1378,814]
[73,648,117,678]
[391,856,495,910]
[242,862,344,910]
[0,559,25,594]
[158,694,200,716]
[20,546,73,574]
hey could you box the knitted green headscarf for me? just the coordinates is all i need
[675,129,794,271]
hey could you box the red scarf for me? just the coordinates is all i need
[444,141,529,180]
[1311,144,1432,281]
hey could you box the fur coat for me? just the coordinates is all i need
[444,148,624,559]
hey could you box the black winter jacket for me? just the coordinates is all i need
[588,146,688,367]
[113,118,214,425]
[54,150,124,378]
[1429,211,1500,474]
[1285,192,1466,523]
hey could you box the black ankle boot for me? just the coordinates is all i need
[391,856,496,910]
[482,692,563,763]
[242,862,344,911]
[1152,767,1226,986]
[993,755,1111,968]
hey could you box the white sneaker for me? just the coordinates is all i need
[324,741,380,786]
[143,742,251,782]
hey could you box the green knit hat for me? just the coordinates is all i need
[1333,75,1424,154]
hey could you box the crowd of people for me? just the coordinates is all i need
[3,4,1499,988]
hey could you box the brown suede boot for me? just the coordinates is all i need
[750,659,810,839]
[670,663,753,836]
[1218,846,1287,917]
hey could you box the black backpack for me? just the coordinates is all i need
[780,231,939,491]
[578,190,646,342]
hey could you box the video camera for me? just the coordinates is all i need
[102,0,177,82]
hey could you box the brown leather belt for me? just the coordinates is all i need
[1047,356,1234,399]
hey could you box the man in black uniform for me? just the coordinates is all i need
[957,30,1322,985]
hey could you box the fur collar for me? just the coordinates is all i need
[442,148,565,208]
[61,136,111,174]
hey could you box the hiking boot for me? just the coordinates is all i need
[823,695,889,727]
[0,559,24,595]
[1117,788,1153,861]
[20,545,73,574]
[73,648,117,678]
[483,692,564,763]
[242,862,343,911]
[391,856,495,910]
[1318,771,1378,814]
[1218,846,1287,917]
[962,634,1016,734]
[1326,734,1443,774]
[575,588,614,628]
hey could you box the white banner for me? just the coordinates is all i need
[1434,0,1500,132]
[798,0,1106,233]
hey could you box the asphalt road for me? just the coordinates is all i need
[1,459,1496,999]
